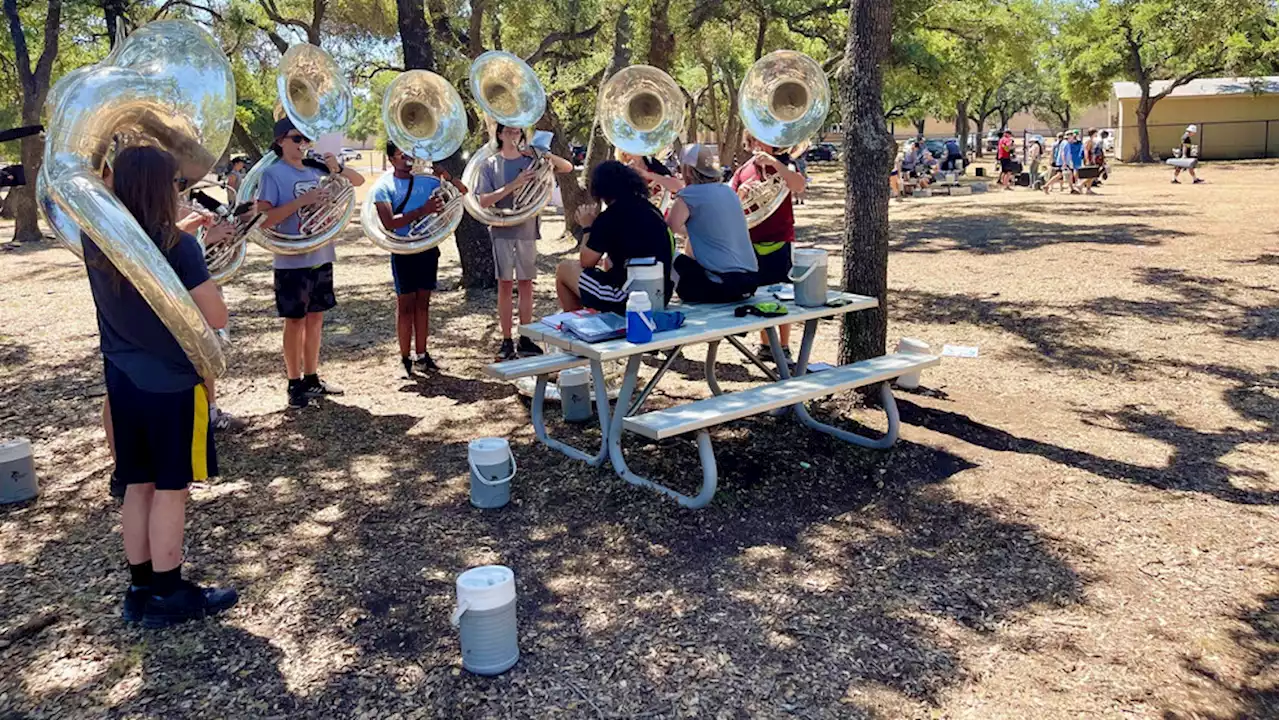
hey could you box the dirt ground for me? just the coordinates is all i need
[0,161,1275,719]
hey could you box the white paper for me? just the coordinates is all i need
[313,132,344,157]
[941,344,979,358]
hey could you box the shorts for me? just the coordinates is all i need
[493,237,537,281]
[673,254,757,304]
[577,267,629,314]
[105,360,217,491]
[754,244,793,286]
[390,247,441,295]
[274,263,336,319]
[999,158,1017,173]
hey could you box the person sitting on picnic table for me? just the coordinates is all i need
[665,144,759,303]
[556,161,674,314]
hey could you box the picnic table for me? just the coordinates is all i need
[487,289,939,509]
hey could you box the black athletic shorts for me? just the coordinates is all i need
[754,245,793,286]
[105,360,217,492]
[274,262,336,319]
[999,157,1017,173]
[577,267,629,315]
[390,248,441,295]
[673,254,757,304]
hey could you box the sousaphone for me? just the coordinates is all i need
[461,51,554,226]
[237,43,356,255]
[736,50,830,228]
[597,65,685,211]
[360,70,468,254]
[40,20,234,378]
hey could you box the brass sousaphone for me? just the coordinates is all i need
[736,50,830,228]
[461,51,554,226]
[237,43,356,255]
[39,20,235,378]
[360,70,468,254]
[597,65,685,211]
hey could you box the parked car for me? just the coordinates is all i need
[340,147,362,161]
[804,142,839,162]
[983,130,1001,152]
[922,138,950,159]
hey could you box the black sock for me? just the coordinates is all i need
[128,560,153,589]
[152,566,183,596]
[302,373,319,385]
[288,378,302,391]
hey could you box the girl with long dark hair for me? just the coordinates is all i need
[83,144,238,628]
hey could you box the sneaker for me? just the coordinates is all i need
[754,344,773,362]
[517,337,544,357]
[209,407,248,433]
[1193,178,1205,184]
[402,356,414,378]
[414,352,439,373]
[302,375,343,398]
[287,382,309,409]
[142,580,239,629]
[109,470,126,501]
[122,586,147,623]
[1171,179,1180,184]
[497,339,518,361]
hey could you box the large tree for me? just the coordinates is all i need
[1062,0,1277,162]
[3,0,63,243]
[837,0,894,364]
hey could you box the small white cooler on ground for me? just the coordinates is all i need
[0,438,37,504]
[468,438,514,509]
[452,565,519,676]
[557,366,592,423]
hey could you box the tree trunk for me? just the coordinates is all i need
[579,6,632,213]
[1135,89,1154,162]
[646,0,675,71]
[231,119,263,162]
[954,100,968,154]
[543,104,590,237]
[397,0,436,71]
[468,0,485,58]
[837,0,894,365]
[5,0,62,244]
[101,0,128,44]
[911,116,925,138]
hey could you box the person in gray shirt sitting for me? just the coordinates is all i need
[664,144,758,303]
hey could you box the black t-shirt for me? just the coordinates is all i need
[586,196,674,291]
[1181,133,1194,155]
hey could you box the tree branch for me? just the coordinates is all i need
[151,0,223,22]
[359,61,405,81]
[258,0,312,38]
[523,22,602,65]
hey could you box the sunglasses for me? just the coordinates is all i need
[284,133,310,145]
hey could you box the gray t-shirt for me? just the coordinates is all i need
[259,161,338,269]
[476,153,539,242]
[677,183,758,275]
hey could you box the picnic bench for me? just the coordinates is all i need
[486,290,939,509]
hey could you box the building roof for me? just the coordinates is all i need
[1112,76,1279,100]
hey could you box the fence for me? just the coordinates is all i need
[1115,120,1277,162]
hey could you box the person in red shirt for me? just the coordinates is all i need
[731,133,807,361]
[996,129,1017,190]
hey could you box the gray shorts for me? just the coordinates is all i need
[493,237,537,281]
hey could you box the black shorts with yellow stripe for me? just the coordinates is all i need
[105,360,217,491]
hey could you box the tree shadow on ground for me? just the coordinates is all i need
[1168,593,1278,720]
[895,396,1276,507]
[888,206,1182,255]
[1084,267,1278,341]
[0,388,1083,718]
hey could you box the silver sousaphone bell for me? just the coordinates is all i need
[237,43,356,255]
[597,65,686,212]
[360,70,468,254]
[736,50,830,228]
[461,51,555,227]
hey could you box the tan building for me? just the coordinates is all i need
[1110,77,1278,161]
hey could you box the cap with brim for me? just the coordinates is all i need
[273,117,305,141]
[679,143,720,178]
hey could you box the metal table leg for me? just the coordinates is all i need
[530,374,608,466]
[607,354,719,509]
[628,345,684,415]
[769,320,902,449]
